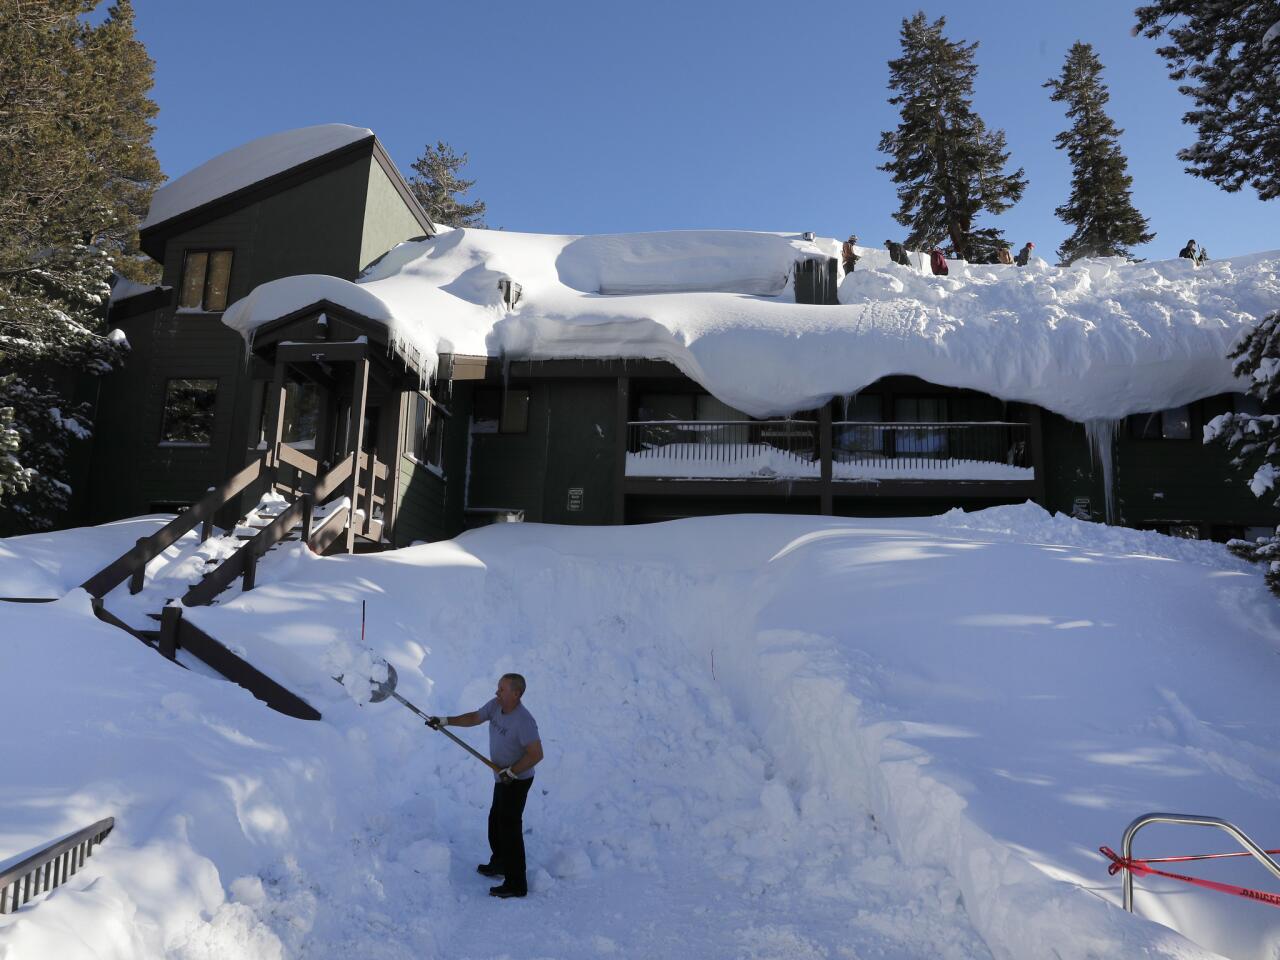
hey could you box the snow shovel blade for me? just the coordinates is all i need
[332,658,398,703]
[367,660,398,703]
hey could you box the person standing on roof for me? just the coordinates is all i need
[996,246,1014,265]
[427,674,543,899]
[929,247,949,276]
[885,240,911,267]
[1014,242,1035,267]
[1179,239,1199,262]
[842,235,860,275]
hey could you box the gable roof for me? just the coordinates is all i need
[139,124,434,259]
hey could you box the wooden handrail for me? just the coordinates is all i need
[182,498,305,607]
[276,443,319,477]
[308,504,351,554]
[357,451,390,481]
[1,818,114,914]
[314,454,355,502]
[81,455,266,598]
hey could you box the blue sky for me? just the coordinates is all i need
[134,1,1274,260]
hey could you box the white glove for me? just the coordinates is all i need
[498,766,518,783]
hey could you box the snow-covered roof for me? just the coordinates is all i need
[107,273,164,305]
[222,228,1280,423]
[141,124,374,231]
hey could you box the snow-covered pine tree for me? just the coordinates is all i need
[1135,1,1280,201]
[1145,5,1280,584]
[1044,42,1154,264]
[878,12,1027,264]
[1204,311,1280,592]
[0,0,160,533]
[408,141,487,228]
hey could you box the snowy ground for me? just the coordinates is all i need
[3,507,1280,959]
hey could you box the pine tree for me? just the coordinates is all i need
[1135,1,1280,201]
[1044,42,1154,264]
[407,141,487,228]
[1153,5,1280,586]
[1205,311,1280,593]
[878,12,1027,263]
[0,0,161,533]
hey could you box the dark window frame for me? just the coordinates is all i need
[1126,405,1195,442]
[159,377,219,447]
[407,389,451,472]
[177,248,235,312]
[472,387,530,434]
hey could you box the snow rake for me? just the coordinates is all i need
[337,658,500,773]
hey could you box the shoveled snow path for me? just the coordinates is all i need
[241,550,993,959]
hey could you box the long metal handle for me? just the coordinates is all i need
[391,692,499,771]
[1121,812,1280,911]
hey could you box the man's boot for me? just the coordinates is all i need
[489,883,527,899]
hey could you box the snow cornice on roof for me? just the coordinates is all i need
[222,229,1280,424]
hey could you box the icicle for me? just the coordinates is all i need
[1084,418,1121,524]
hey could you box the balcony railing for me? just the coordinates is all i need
[832,421,1031,480]
[627,420,818,478]
[625,420,1031,481]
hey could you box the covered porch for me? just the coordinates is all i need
[242,301,422,551]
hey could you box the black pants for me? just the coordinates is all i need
[488,777,533,890]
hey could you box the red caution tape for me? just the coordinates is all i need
[1101,846,1280,909]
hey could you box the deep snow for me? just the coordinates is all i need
[221,228,1280,423]
[3,507,1280,959]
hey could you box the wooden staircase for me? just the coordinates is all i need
[79,440,379,721]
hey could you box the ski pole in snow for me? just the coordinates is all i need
[335,657,500,772]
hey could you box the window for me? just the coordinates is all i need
[836,395,883,454]
[160,378,217,445]
[894,397,948,422]
[408,390,449,469]
[1128,406,1192,440]
[637,393,696,422]
[178,249,233,311]
[473,388,529,433]
[894,396,949,456]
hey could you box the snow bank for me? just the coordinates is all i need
[142,125,373,230]
[0,515,172,597]
[8,507,1280,958]
[222,227,1280,423]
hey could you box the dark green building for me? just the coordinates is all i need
[91,126,1278,558]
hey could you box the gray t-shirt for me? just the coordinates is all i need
[478,699,540,780]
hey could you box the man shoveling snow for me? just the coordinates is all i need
[428,673,543,899]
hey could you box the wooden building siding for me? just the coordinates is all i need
[461,380,619,526]
[87,148,434,526]
[1115,398,1280,531]
[393,456,449,545]
[360,161,427,271]
[1039,412,1110,521]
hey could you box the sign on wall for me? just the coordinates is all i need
[567,487,584,512]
